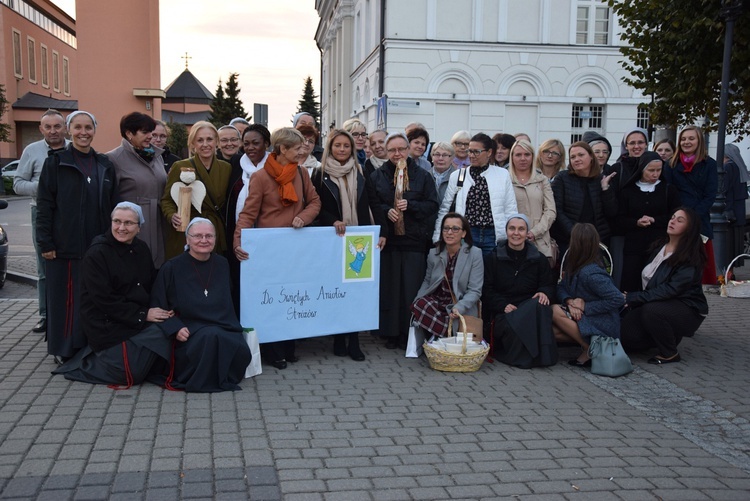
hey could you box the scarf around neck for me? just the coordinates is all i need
[368,155,387,170]
[680,153,697,173]
[264,153,298,206]
[235,151,268,221]
[325,156,359,226]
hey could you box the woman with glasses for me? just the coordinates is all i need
[216,125,242,162]
[429,142,457,203]
[297,123,322,177]
[161,121,231,260]
[364,129,389,179]
[151,120,181,173]
[368,132,439,349]
[37,111,119,365]
[451,130,472,169]
[550,142,617,254]
[582,131,613,172]
[150,217,252,392]
[663,126,718,284]
[535,139,566,181]
[508,141,557,265]
[312,129,386,360]
[433,133,518,256]
[234,128,321,368]
[411,213,483,339]
[107,112,167,268]
[343,118,368,169]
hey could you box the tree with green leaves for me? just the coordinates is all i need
[609,0,750,137]
[296,76,320,126]
[209,73,248,127]
[0,84,11,143]
[209,79,229,127]
[166,120,189,159]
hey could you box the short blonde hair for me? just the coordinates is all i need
[187,121,218,154]
[271,127,304,155]
[342,118,366,134]
[431,141,454,157]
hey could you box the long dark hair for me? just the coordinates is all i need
[563,223,603,278]
[652,206,707,268]
[435,212,473,254]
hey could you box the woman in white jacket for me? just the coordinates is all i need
[433,133,517,255]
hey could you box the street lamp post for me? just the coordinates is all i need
[711,0,744,274]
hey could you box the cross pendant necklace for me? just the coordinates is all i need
[190,258,215,299]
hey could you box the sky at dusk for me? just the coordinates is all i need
[51,0,322,130]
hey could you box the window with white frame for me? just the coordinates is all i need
[52,50,59,92]
[571,104,605,144]
[576,1,610,45]
[27,36,36,83]
[13,29,23,78]
[637,105,650,131]
[62,56,70,95]
[40,44,49,88]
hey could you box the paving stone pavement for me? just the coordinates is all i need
[1,262,749,500]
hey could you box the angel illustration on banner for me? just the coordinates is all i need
[347,239,370,276]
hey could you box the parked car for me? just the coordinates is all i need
[0,199,8,288]
[1,160,19,196]
[1,160,19,179]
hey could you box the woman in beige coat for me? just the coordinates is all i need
[508,140,557,265]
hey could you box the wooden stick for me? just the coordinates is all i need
[178,187,192,232]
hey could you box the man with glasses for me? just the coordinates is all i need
[13,109,69,334]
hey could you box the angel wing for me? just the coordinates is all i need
[348,241,357,256]
[363,241,370,255]
[190,181,207,213]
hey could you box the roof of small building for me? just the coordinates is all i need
[161,110,212,125]
[164,69,213,102]
[12,92,78,110]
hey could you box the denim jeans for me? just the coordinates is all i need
[470,226,496,256]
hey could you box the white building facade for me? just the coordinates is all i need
[315,0,648,150]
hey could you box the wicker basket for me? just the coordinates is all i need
[721,254,750,298]
[423,313,489,372]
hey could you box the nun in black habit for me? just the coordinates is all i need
[149,217,251,392]
[53,202,173,388]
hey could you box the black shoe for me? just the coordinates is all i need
[32,319,46,333]
[53,356,66,366]
[568,358,592,368]
[349,349,365,361]
[333,337,347,357]
[271,360,287,370]
[648,353,681,365]
[385,339,399,349]
[287,355,299,363]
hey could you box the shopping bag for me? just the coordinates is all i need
[405,323,425,358]
[242,328,263,378]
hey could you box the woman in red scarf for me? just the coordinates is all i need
[663,126,718,284]
[233,128,321,369]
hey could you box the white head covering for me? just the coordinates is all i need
[184,217,214,251]
[619,127,648,157]
[112,201,145,225]
[66,110,97,129]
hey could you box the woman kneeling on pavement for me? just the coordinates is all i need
[411,213,483,339]
[150,218,252,392]
[620,207,708,364]
[54,203,173,388]
[552,223,624,367]
[483,214,557,368]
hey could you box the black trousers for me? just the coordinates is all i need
[621,299,704,357]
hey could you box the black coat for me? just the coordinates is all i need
[36,145,118,258]
[367,157,439,252]
[483,241,556,318]
[80,232,157,352]
[311,167,386,237]
[550,169,617,246]
[616,181,681,255]
[626,252,708,316]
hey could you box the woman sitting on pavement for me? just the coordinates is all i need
[621,207,708,364]
[150,218,252,392]
[552,223,624,367]
[483,214,557,368]
[54,202,173,388]
[411,213,483,339]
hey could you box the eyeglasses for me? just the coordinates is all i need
[592,149,609,156]
[453,142,469,148]
[467,149,487,156]
[432,153,452,158]
[442,226,463,233]
[542,150,562,158]
[187,233,216,241]
[387,147,408,154]
[219,138,240,144]
[112,219,139,228]
[626,141,647,147]
[351,132,368,138]
[152,134,168,140]
[302,138,314,145]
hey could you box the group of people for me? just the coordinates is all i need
[11,107,743,391]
